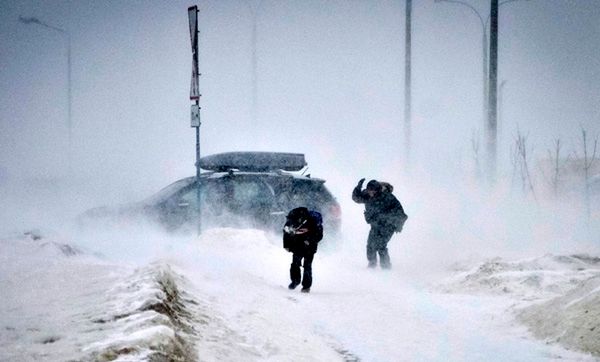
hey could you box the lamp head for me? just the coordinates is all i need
[18,16,42,25]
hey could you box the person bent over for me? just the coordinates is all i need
[283,207,323,293]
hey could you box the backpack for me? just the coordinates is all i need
[392,209,408,232]
[380,182,408,232]
[308,210,323,242]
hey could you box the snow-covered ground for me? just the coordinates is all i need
[441,254,600,358]
[2,225,599,361]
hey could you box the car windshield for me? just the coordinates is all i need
[176,175,274,211]
[143,177,195,205]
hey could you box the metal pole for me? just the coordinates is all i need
[247,1,263,134]
[433,1,487,156]
[194,9,202,236]
[67,31,72,177]
[196,123,201,235]
[18,16,72,177]
[482,28,488,134]
[487,0,499,183]
[251,10,257,126]
[404,0,412,169]
[434,0,527,181]
[188,5,201,235]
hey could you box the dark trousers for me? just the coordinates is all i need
[290,251,315,288]
[367,226,395,268]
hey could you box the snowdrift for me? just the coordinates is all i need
[440,254,600,357]
[0,231,204,361]
[517,275,600,358]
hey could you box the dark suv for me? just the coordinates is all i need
[80,152,341,238]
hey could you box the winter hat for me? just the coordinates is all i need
[366,180,382,192]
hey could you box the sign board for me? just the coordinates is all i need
[188,6,200,100]
[190,104,200,127]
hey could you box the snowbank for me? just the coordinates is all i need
[0,230,130,361]
[440,254,600,357]
[0,231,204,361]
[0,228,330,361]
[82,262,200,361]
[517,275,600,358]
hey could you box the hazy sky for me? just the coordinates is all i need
[1,0,599,202]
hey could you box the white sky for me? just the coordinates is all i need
[1,1,599,193]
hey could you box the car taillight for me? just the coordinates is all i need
[329,204,342,219]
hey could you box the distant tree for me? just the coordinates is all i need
[511,128,537,203]
[545,138,570,198]
[579,128,598,219]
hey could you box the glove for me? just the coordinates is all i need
[357,178,365,188]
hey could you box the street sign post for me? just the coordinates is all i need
[188,5,201,235]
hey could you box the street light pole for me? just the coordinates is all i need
[482,25,489,127]
[247,1,264,128]
[250,7,258,125]
[405,0,412,169]
[488,0,499,183]
[434,1,487,132]
[67,31,72,174]
[19,16,72,175]
[434,0,529,182]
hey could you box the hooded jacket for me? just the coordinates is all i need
[352,181,407,231]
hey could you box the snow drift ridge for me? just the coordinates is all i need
[83,263,200,361]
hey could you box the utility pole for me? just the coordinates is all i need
[487,0,499,183]
[404,0,412,169]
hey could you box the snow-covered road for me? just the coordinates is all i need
[1,228,597,361]
[177,229,594,361]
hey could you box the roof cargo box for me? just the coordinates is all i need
[199,152,307,172]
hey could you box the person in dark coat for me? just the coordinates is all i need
[352,179,407,269]
[283,207,323,293]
